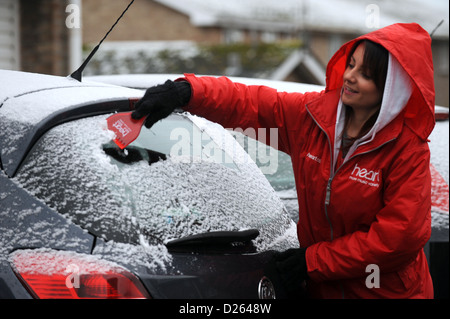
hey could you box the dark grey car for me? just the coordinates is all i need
[0,70,298,299]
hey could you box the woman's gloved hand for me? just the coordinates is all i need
[131,80,192,128]
[264,248,308,298]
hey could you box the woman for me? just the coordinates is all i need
[132,23,435,298]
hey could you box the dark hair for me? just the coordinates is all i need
[350,40,388,90]
[341,40,388,156]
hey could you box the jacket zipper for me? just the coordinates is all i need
[305,105,335,241]
[325,179,332,206]
[324,178,334,243]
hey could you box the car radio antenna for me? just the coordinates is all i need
[70,0,135,82]
[429,19,444,39]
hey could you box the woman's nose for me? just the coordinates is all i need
[344,68,356,83]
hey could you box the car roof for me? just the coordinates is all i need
[0,70,144,176]
[0,70,143,114]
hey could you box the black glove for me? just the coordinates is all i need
[131,80,192,128]
[265,248,308,298]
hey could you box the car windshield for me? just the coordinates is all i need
[14,113,296,251]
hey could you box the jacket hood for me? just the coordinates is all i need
[325,23,435,142]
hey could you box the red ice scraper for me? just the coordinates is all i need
[106,112,146,149]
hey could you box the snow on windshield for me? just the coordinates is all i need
[14,114,298,252]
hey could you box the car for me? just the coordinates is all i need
[0,69,300,299]
[89,73,449,298]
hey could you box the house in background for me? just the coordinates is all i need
[81,0,449,106]
[0,0,448,106]
[0,0,82,76]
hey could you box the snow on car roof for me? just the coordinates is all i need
[0,70,143,124]
[0,70,87,103]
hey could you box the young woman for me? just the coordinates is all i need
[132,23,435,298]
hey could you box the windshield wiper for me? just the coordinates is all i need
[165,229,259,253]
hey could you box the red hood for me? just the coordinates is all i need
[325,23,435,141]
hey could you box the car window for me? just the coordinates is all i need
[131,114,237,170]
[14,113,296,250]
[231,130,296,191]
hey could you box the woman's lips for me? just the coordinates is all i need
[344,86,358,95]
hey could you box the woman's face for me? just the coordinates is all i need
[342,43,383,114]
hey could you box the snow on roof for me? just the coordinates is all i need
[155,0,449,38]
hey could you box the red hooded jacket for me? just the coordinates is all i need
[181,23,435,299]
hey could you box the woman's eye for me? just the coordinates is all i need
[362,72,372,80]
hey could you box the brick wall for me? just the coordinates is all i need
[82,0,222,44]
[20,0,70,76]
